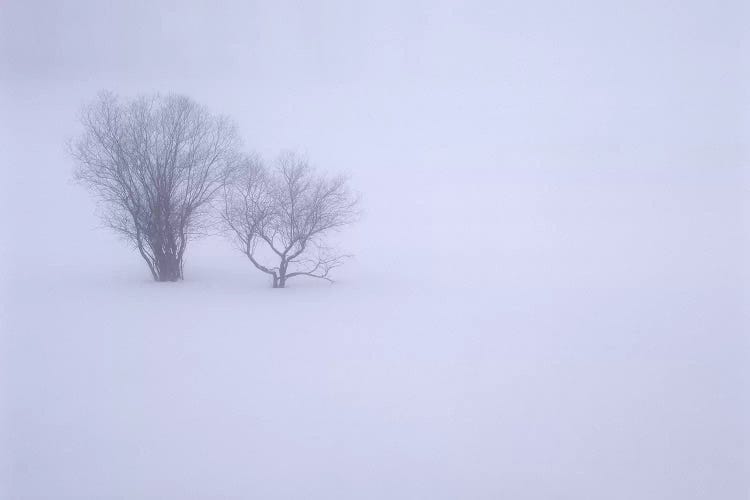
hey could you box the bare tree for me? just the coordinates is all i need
[221,152,359,288]
[71,92,240,281]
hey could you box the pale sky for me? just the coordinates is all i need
[2,0,747,163]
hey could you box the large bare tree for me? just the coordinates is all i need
[220,152,359,288]
[71,92,240,281]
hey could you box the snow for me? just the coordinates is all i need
[1,170,747,499]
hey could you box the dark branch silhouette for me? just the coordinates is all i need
[71,91,240,281]
[220,152,359,288]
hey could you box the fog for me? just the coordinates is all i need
[1,1,748,499]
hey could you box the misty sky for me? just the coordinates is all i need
[2,0,747,162]
[1,0,748,269]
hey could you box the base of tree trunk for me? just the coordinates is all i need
[153,258,183,282]
[155,275,181,282]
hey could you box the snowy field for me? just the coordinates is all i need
[1,1,748,499]
[1,162,747,499]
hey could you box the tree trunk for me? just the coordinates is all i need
[154,253,182,282]
[275,260,288,288]
[271,271,287,287]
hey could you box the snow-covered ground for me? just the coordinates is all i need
[1,165,747,499]
[1,1,748,498]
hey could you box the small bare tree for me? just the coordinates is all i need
[221,152,359,288]
[71,92,240,281]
